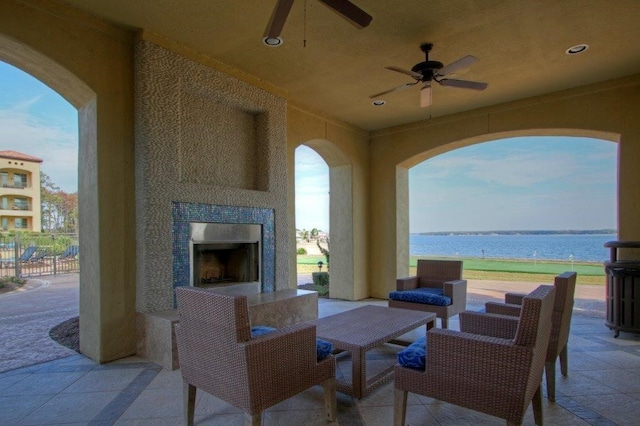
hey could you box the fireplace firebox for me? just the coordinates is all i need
[189,222,261,288]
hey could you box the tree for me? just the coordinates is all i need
[40,173,78,234]
[317,238,330,270]
[311,228,319,240]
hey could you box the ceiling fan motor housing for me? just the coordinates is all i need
[411,61,443,81]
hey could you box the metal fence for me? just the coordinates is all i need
[0,234,79,278]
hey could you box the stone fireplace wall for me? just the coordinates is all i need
[134,40,288,313]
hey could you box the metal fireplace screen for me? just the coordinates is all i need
[189,223,261,288]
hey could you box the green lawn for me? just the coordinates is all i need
[296,254,606,285]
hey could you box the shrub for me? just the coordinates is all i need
[312,272,329,296]
[297,247,307,255]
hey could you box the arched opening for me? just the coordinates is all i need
[0,59,81,366]
[294,145,329,290]
[407,135,617,284]
[0,33,104,362]
[293,139,362,300]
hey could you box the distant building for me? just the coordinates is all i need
[0,150,42,232]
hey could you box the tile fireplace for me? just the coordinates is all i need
[172,202,275,295]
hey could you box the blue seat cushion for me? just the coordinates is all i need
[250,326,333,360]
[251,325,277,337]
[397,336,427,370]
[389,287,452,306]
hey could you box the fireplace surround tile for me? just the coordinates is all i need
[172,202,275,299]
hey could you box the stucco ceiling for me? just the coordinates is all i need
[59,0,640,131]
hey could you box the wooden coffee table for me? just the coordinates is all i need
[315,305,436,399]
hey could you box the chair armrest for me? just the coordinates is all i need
[244,321,326,374]
[459,311,519,339]
[505,292,526,305]
[396,276,419,291]
[443,279,467,304]
[485,302,522,317]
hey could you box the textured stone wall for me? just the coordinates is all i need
[134,40,288,312]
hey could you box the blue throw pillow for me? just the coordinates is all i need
[397,336,427,370]
[250,326,333,360]
[389,288,452,306]
[316,338,333,360]
[251,325,277,337]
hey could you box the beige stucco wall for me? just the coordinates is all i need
[287,105,370,300]
[0,0,136,363]
[0,157,42,231]
[369,75,640,298]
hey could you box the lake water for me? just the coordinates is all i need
[410,233,616,263]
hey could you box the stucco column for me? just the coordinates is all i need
[617,128,640,258]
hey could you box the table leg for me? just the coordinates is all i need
[352,348,366,399]
[427,318,435,331]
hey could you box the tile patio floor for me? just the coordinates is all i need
[1,277,640,425]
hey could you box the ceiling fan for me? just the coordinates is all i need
[263,0,372,46]
[370,43,488,108]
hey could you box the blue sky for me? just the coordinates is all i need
[296,136,617,233]
[2,60,617,233]
[0,61,78,193]
[295,146,330,232]
[408,137,617,232]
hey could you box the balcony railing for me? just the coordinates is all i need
[11,204,31,211]
[1,183,29,189]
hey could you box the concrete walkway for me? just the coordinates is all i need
[0,274,79,373]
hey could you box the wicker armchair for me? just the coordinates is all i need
[485,271,577,401]
[394,285,556,426]
[389,259,467,328]
[175,287,336,426]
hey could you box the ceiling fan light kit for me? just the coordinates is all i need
[370,43,488,108]
[262,36,284,47]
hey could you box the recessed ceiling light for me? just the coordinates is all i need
[372,100,386,106]
[262,36,283,47]
[566,44,589,55]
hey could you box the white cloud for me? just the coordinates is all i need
[409,138,617,232]
[0,105,78,192]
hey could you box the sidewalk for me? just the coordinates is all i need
[0,274,79,373]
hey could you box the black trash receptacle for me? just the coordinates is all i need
[604,241,640,338]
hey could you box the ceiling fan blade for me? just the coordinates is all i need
[385,66,422,79]
[317,0,373,28]
[264,0,295,39]
[439,78,488,90]
[369,82,418,98]
[437,55,479,76]
[420,85,432,108]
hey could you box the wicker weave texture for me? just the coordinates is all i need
[392,259,467,329]
[394,285,556,425]
[175,287,336,423]
[485,272,577,401]
[316,305,435,399]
